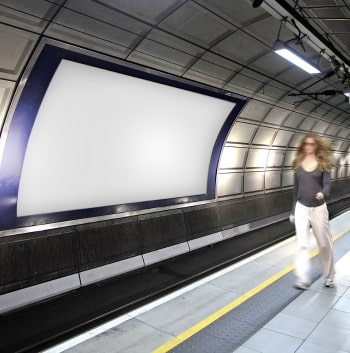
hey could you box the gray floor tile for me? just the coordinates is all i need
[254,241,295,268]
[335,274,350,287]
[310,279,348,296]
[321,309,350,330]
[209,260,278,294]
[282,297,329,322]
[289,288,340,310]
[136,283,237,336]
[296,340,349,353]
[343,288,350,299]
[233,346,261,353]
[334,297,350,313]
[307,322,350,352]
[264,312,317,339]
[242,328,303,353]
[65,318,172,353]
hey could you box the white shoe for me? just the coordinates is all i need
[294,282,309,290]
[324,279,334,288]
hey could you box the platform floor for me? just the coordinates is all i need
[43,211,350,353]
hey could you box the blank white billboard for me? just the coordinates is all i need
[17,60,235,216]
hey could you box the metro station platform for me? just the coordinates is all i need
[44,210,350,353]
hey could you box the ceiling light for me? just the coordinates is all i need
[344,91,349,98]
[273,41,321,74]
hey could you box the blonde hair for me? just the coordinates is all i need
[292,133,333,172]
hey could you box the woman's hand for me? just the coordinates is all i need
[289,214,295,224]
[316,192,324,200]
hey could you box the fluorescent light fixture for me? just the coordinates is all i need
[273,41,321,74]
[344,91,350,97]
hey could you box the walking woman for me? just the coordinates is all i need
[291,133,335,290]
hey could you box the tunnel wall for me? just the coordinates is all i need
[1,185,350,314]
[1,32,350,313]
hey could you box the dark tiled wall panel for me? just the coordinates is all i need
[328,196,350,216]
[0,229,77,295]
[1,187,349,294]
[244,197,269,222]
[77,216,140,270]
[266,191,293,215]
[218,199,248,229]
[184,205,220,240]
[332,179,350,197]
[139,210,186,253]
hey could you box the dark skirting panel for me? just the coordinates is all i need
[265,190,293,215]
[331,179,350,198]
[0,227,78,295]
[244,196,269,222]
[77,216,141,271]
[183,204,221,241]
[138,209,186,253]
[217,199,249,230]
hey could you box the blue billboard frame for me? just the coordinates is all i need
[0,44,245,230]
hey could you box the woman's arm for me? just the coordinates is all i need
[321,171,331,198]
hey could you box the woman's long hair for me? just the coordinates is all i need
[292,133,333,172]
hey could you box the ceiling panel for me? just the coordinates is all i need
[325,124,341,136]
[128,49,187,76]
[146,28,204,57]
[259,82,289,100]
[338,128,350,138]
[195,0,267,27]
[239,100,272,121]
[199,52,242,72]
[182,69,226,88]
[158,1,234,48]
[275,67,309,87]
[94,0,187,25]
[185,57,233,82]
[312,120,329,134]
[298,117,316,131]
[263,107,290,125]
[67,0,151,36]
[130,37,195,69]
[0,0,60,32]
[228,72,262,92]
[212,30,269,64]
[0,23,38,80]
[251,52,293,77]
[244,15,282,44]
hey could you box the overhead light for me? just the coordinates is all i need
[273,41,321,74]
[344,91,349,98]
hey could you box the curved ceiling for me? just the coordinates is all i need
[0,0,349,130]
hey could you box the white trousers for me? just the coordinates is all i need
[294,201,334,284]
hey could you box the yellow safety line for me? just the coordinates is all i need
[152,227,350,353]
